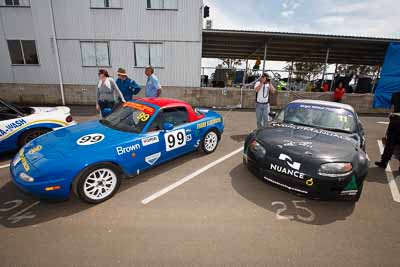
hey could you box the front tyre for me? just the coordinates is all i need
[74,163,122,204]
[201,129,219,154]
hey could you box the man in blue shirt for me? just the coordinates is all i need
[115,68,141,101]
[145,66,162,97]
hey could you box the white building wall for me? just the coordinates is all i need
[0,0,203,87]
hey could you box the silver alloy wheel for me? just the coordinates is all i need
[204,131,218,152]
[83,168,118,201]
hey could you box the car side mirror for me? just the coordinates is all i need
[162,122,174,131]
[269,111,277,119]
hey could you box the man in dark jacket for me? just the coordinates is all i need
[115,68,141,101]
[375,91,400,171]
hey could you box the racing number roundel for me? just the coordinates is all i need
[164,129,186,151]
[77,133,105,146]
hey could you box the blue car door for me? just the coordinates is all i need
[146,107,196,163]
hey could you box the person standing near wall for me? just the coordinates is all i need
[334,81,346,102]
[254,73,276,128]
[375,91,400,172]
[145,66,162,97]
[115,68,141,101]
[96,69,124,118]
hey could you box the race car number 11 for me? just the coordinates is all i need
[164,129,186,151]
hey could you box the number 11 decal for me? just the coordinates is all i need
[164,129,186,151]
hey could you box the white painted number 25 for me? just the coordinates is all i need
[271,200,316,222]
[165,129,186,151]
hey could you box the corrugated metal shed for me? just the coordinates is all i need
[202,29,400,65]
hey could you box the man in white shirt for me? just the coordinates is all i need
[254,73,276,128]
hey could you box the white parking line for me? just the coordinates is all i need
[0,164,10,169]
[377,121,389,125]
[377,140,400,203]
[142,147,243,205]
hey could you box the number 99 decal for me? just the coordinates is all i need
[77,133,105,146]
[164,129,186,151]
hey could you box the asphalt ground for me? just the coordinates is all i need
[0,107,399,267]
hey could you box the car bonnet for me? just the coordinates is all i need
[257,123,359,160]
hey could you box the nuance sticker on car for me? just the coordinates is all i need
[269,153,305,179]
[165,129,186,152]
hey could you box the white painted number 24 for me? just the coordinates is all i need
[165,129,186,151]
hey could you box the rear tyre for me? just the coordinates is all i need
[74,163,122,204]
[201,129,219,154]
[18,128,50,147]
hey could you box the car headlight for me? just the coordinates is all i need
[19,173,35,182]
[249,139,266,158]
[318,163,353,177]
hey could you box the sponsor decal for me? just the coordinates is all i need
[145,152,161,165]
[116,143,141,156]
[278,154,301,170]
[269,153,305,179]
[264,176,308,194]
[344,176,358,190]
[340,189,358,196]
[196,117,222,129]
[0,119,27,137]
[194,140,201,148]
[141,136,159,146]
[77,134,105,146]
[123,102,155,115]
[28,145,42,155]
[185,129,192,133]
[305,178,314,187]
[186,134,192,142]
[273,123,346,139]
[165,129,186,151]
[283,140,313,148]
[19,150,30,172]
[137,112,150,122]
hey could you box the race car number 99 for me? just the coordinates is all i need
[164,129,186,151]
[77,133,105,146]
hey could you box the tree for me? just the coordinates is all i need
[285,62,324,81]
[219,58,243,69]
[336,64,378,76]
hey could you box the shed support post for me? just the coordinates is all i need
[262,42,268,73]
[371,65,381,93]
[288,61,294,90]
[321,47,330,88]
[330,63,338,92]
[240,59,249,108]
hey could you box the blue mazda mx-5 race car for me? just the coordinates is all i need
[10,98,224,203]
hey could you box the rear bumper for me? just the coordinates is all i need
[244,154,364,200]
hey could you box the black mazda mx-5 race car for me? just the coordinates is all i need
[244,100,369,202]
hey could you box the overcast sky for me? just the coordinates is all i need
[201,0,400,72]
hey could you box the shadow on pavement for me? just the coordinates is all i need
[0,150,204,228]
[230,163,355,225]
[0,151,16,164]
[230,134,248,143]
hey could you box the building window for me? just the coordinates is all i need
[2,0,30,6]
[7,40,39,65]
[134,43,163,67]
[80,42,110,67]
[147,0,178,10]
[90,0,121,8]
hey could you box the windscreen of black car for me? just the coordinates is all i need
[276,103,357,133]
[100,102,155,133]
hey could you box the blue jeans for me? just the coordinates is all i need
[256,103,270,128]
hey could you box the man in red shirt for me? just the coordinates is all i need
[334,81,345,102]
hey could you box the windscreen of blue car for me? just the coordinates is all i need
[100,102,155,133]
[275,103,357,133]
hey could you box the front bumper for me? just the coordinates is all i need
[10,156,72,200]
[244,154,363,200]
